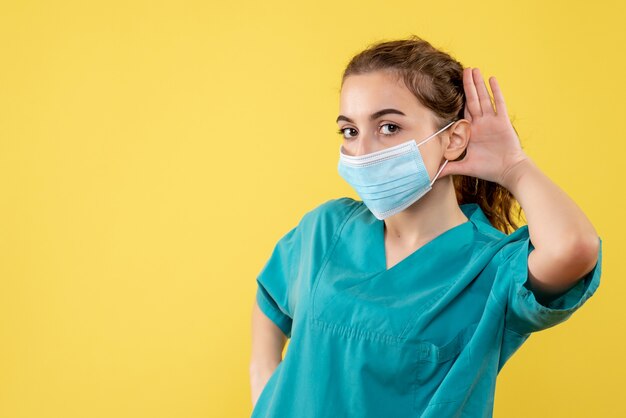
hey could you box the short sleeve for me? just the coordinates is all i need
[255,224,302,338]
[255,197,362,338]
[497,225,602,335]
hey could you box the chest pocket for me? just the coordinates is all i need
[412,322,478,413]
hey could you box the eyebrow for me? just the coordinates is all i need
[336,108,407,124]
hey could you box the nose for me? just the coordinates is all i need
[353,135,376,157]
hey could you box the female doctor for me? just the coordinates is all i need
[249,35,602,417]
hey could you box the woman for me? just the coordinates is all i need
[249,35,602,417]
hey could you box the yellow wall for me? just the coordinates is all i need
[1,1,623,417]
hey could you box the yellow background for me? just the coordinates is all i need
[1,1,624,417]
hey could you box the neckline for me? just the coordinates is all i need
[374,204,479,274]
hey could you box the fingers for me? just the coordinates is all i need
[463,105,472,123]
[472,68,496,116]
[488,76,508,117]
[440,158,471,178]
[463,67,481,118]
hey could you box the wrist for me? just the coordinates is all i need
[498,154,535,192]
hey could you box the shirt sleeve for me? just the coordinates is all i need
[255,224,302,338]
[497,225,602,335]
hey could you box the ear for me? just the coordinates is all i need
[443,119,471,160]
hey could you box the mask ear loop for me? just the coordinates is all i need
[425,119,458,186]
[416,120,456,147]
[429,159,449,187]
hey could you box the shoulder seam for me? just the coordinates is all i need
[320,200,361,270]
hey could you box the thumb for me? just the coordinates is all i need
[440,158,472,178]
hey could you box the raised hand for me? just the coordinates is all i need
[439,67,529,188]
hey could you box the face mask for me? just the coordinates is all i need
[337,120,456,220]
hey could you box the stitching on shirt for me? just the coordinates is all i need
[310,317,407,346]
[412,323,478,409]
[310,200,362,324]
[489,250,507,309]
[398,282,456,339]
[399,239,501,340]
[503,326,528,339]
[256,287,292,337]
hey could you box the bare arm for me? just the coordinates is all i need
[249,298,288,408]
[499,157,599,304]
[442,67,600,305]
[470,68,599,302]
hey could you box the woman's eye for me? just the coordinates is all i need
[337,124,400,139]
[380,123,400,135]
[337,127,357,139]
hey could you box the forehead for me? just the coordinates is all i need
[339,71,429,119]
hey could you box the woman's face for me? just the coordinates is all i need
[337,70,449,166]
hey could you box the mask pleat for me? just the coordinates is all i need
[336,120,456,219]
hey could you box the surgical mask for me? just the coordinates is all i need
[337,120,456,220]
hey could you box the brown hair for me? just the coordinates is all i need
[340,35,524,234]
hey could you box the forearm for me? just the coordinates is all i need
[454,67,599,294]
[500,155,600,289]
[249,361,280,408]
[250,300,287,407]
[501,156,598,250]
